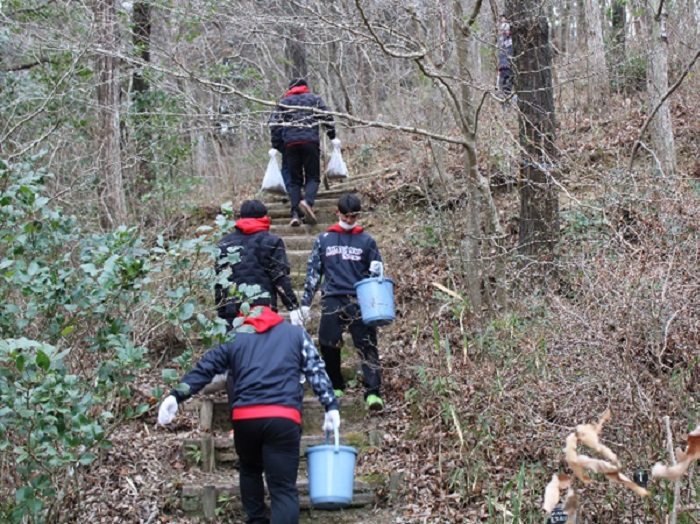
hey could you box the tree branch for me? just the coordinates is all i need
[655,0,666,21]
[353,0,427,60]
[628,48,700,170]
[1,59,49,73]
[664,416,680,524]
[464,0,485,33]
[114,50,468,146]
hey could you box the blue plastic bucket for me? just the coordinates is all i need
[306,429,357,510]
[354,269,395,327]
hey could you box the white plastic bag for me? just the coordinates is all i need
[326,139,349,180]
[261,149,287,195]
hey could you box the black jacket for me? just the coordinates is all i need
[170,308,338,415]
[301,224,382,306]
[270,86,336,150]
[215,218,298,324]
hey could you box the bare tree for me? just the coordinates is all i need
[286,26,308,80]
[509,0,559,265]
[610,0,627,93]
[582,0,611,107]
[130,0,154,194]
[645,0,677,175]
[93,0,126,226]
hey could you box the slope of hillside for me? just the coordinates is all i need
[68,88,700,523]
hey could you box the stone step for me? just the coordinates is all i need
[286,249,311,269]
[183,395,369,434]
[266,197,340,212]
[271,223,326,237]
[180,477,375,516]
[269,210,338,224]
[279,235,318,251]
[181,432,369,468]
[289,268,308,286]
[266,185,365,205]
[265,171,378,205]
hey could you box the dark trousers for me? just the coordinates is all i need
[498,68,514,96]
[318,295,381,398]
[280,151,291,194]
[232,417,301,524]
[286,142,320,218]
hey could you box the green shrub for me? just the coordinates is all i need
[0,157,236,521]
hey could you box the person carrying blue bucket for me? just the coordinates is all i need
[157,305,341,524]
[290,194,385,411]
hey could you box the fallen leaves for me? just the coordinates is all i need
[651,425,700,481]
[575,409,619,466]
[605,471,650,497]
[543,473,571,512]
[543,409,649,517]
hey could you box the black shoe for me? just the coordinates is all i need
[299,200,317,225]
[289,214,301,227]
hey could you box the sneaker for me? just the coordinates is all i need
[289,214,301,227]
[299,200,317,225]
[366,394,383,411]
[333,389,344,398]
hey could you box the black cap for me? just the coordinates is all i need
[288,78,308,89]
[239,200,268,219]
[337,194,362,216]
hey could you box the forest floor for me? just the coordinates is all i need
[75,89,700,523]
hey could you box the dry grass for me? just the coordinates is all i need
[352,86,700,522]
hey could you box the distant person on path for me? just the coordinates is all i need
[158,305,340,524]
[497,15,515,103]
[294,194,385,411]
[270,78,338,227]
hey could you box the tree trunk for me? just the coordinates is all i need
[557,0,570,54]
[452,0,482,312]
[452,0,507,310]
[583,0,611,107]
[286,26,307,80]
[93,0,126,227]
[131,0,154,194]
[509,1,560,267]
[610,0,627,93]
[646,1,677,175]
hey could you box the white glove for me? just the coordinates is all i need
[322,409,341,432]
[268,148,279,158]
[289,306,311,326]
[158,395,179,426]
[331,138,341,148]
[289,308,303,326]
[369,261,383,276]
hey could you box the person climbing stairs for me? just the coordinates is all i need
[163,173,385,522]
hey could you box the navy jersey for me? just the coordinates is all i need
[301,226,382,306]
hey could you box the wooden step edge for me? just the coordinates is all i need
[181,478,374,497]
[182,434,346,451]
[181,489,375,514]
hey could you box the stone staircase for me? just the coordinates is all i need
[172,174,384,522]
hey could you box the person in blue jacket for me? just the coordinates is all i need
[291,194,385,411]
[157,306,340,524]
